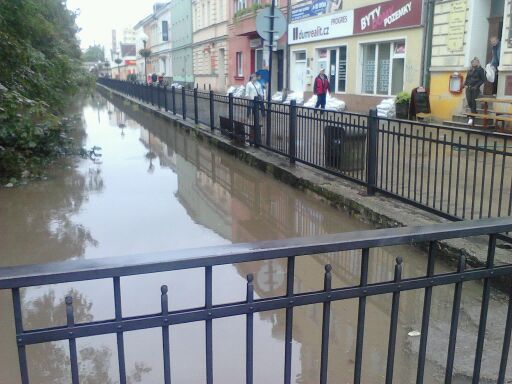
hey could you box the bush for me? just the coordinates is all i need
[0,0,90,181]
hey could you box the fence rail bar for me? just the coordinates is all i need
[14,263,512,346]
[1,218,511,289]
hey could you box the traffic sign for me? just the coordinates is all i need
[256,7,287,42]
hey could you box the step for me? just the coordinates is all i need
[442,120,496,130]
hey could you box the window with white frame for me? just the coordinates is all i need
[235,0,246,12]
[361,41,405,96]
[236,52,243,77]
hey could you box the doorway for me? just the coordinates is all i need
[484,0,504,95]
[218,48,226,91]
[292,50,307,92]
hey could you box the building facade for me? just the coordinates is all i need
[227,0,288,93]
[192,0,229,91]
[134,3,172,83]
[287,0,424,112]
[429,0,511,122]
[170,0,194,85]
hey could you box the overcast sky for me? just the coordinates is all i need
[67,0,155,51]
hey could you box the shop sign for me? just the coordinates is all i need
[291,0,328,22]
[446,0,466,51]
[354,0,423,34]
[288,10,354,45]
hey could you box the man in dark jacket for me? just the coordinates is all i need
[465,57,485,124]
[314,69,330,111]
[490,36,501,95]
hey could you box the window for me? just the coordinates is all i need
[236,52,243,77]
[338,46,347,93]
[361,41,405,95]
[162,21,168,41]
[255,49,263,71]
[235,0,246,12]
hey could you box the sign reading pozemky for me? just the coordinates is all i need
[288,10,354,45]
[354,0,423,34]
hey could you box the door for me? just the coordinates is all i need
[484,0,504,95]
[277,50,284,91]
[292,51,307,92]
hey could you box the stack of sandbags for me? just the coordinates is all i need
[303,94,346,111]
[377,98,395,118]
[283,91,304,105]
[226,85,246,97]
[170,82,183,89]
[325,94,346,111]
[272,92,284,102]
[226,86,237,95]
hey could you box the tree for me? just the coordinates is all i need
[114,58,123,78]
[0,0,93,180]
[82,44,105,62]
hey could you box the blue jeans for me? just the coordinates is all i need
[315,93,327,109]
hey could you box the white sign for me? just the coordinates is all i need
[288,9,354,45]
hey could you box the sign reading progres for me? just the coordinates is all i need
[446,0,466,52]
[353,0,423,34]
[288,10,354,45]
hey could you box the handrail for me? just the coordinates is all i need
[1,217,511,289]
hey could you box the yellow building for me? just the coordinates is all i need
[429,0,509,123]
[288,0,424,112]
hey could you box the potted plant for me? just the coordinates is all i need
[395,91,410,119]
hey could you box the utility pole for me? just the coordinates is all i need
[267,0,276,104]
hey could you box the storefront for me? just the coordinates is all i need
[288,0,424,112]
[429,0,511,123]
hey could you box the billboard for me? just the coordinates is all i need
[353,0,423,34]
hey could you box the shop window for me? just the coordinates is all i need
[338,46,347,93]
[361,41,405,96]
[236,52,243,77]
[295,51,306,61]
[235,0,246,12]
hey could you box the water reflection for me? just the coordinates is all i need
[0,92,509,383]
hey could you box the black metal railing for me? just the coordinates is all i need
[2,218,512,383]
[96,78,512,225]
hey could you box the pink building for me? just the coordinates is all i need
[227,0,287,92]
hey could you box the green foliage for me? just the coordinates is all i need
[114,58,123,65]
[395,91,411,105]
[234,3,270,20]
[82,44,105,62]
[139,48,152,58]
[0,0,91,180]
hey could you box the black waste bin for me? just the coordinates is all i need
[219,116,246,145]
[324,125,367,172]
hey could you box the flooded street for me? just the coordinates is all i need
[0,92,510,384]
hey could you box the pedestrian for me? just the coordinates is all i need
[490,36,501,95]
[151,73,158,85]
[465,57,485,125]
[314,69,330,111]
[245,73,263,119]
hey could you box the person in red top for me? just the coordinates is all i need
[313,69,330,111]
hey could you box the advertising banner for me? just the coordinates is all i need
[354,0,423,34]
[288,10,354,45]
[291,0,328,22]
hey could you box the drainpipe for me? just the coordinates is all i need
[421,0,435,88]
[286,0,291,90]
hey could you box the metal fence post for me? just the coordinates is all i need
[157,85,161,109]
[150,85,154,106]
[194,87,199,124]
[182,87,186,119]
[367,108,378,195]
[164,86,168,112]
[266,102,271,147]
[228,93,234,129]
[209,90,215,131]
[289,100,297,164]
[253,97,260,148]
[172,86,176,115]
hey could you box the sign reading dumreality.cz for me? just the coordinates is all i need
[288,10,354,45]
[353,0,423,34]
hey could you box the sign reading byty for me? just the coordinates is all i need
[354,0,423,34]
[288,10,354,45]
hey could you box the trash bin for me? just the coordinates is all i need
[219,116,246,145]
[324,125,367,172]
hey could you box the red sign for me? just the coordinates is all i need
[124,60,136,66]
[354,0,423,34]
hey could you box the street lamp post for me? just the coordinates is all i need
[115,54,122,80]
[143,40,148,85]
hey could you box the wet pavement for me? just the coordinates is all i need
[0,92,510,384]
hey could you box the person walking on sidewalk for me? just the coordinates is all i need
[465,57,485,125]
[314,69,330,111]
[245,73,264,119]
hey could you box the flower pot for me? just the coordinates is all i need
[396,102,409,119]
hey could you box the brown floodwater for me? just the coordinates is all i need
[0,92,510,384]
